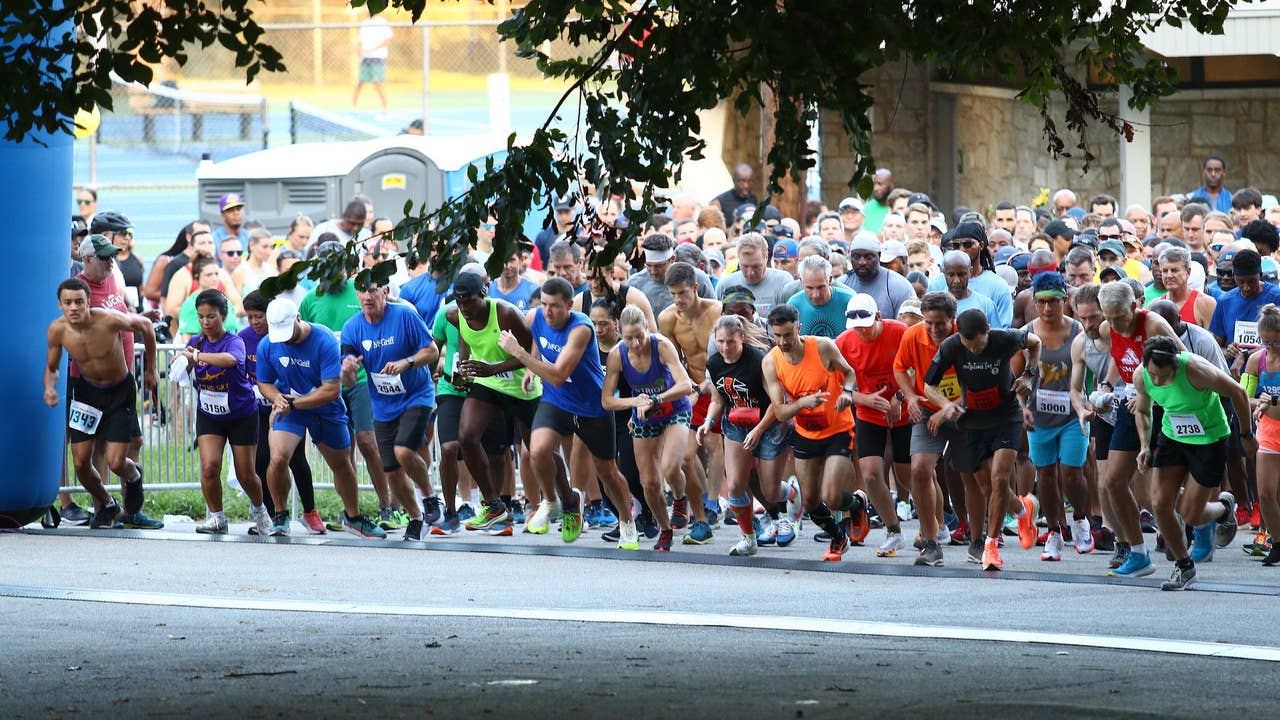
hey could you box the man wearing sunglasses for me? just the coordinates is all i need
[91,210,144,312]
[926,222,1013,329]
[219,237,245,274]
[75,187,97,222]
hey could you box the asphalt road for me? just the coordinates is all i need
[3,519,1279,718]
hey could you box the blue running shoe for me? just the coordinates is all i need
[1190,522,1216,563]
[943,508,959,533]
[115,511,164,530]
[682,520,714,545]
[343,513,389,539]
[511,500,526,525]
[635,513,660,539]
[430,512,462,536]
[774,517,797,546]
[1108,551,1155,577]
[457,503,475,521]
[596,503,618,527]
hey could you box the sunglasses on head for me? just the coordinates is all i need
[946,240,979,249]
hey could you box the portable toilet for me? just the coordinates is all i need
[195,135,541,242]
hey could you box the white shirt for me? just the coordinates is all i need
[358,17,393,60]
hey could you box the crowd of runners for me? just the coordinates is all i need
[47,160,1280,590]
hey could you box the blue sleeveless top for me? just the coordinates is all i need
[1258,349,1280,397]
[530,309,608,418]
[619,335,692,426]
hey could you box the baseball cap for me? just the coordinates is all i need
[705,248,726,269]
[1008,252,1032,272]
[1065,207,1087,221]
[77,233,121,259]
[994,246,1017,266]
[907,192,933,208]
[1219,249,1237,266]
[721,286,757,306]
[880,240,907,263]
[1099,266,1124,282]
[850,231,882,254]
[554,197,575,211]
[897,298,923,319]
[844,293,879,328]
[772,239,798,260]
[71,216,88,238]
[1099,239,1126,259]
[1071,228,1100,252]
[772,224,795,239]
[733,204,757,221]
[453,271,488,296]
[928,216,948,235]
[219,192,245,212]
[1044,220,1076,239]
[266,297,300,343]
[829,239,850,255]
[838,197,864,213]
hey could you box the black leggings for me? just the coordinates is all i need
[255,412,316,514]
[600,419,652,520]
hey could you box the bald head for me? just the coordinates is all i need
[942,250,971,271]
[1030,249,1056,268]
[1148,299,1183,333]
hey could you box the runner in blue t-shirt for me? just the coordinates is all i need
[489,254,540,311]
[498,277,640,549]
[340,278,443,540]
[256,297,386,540]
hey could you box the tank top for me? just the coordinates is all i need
[1109,309,1150,385]
[1159,289,1199,325]
[768,337,854,440]
[619,335,692,426]
[1081,335,1119,426]
[601,342,632,425]
[457,299,533,398]
[1028,320,1081,429]
[1142,352,1229,444]
[530,308,608,418]
[1257,348,1280,397]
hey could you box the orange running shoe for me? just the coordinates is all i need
[982,537,1003,571]
[847,490,871,544]
[1017,495,1038,550]
[822,531,850,561]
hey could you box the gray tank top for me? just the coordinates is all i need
[1027,320,1081,429]
[1081,331,1119,426]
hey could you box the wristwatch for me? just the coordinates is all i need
[407,356,416,368]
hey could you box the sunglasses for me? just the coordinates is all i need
[222,249,245,257]
[278,250,302,260]
[481,223,496,231]
[946,240,979,250]
[846,309,874,320]
[76,198,94,205]
[1099,233,1122,240]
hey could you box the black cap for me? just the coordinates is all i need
[720,286,757,306]
[1071,228,1100,252]
[772,224,794,239]
[1044,219,1076,239]
[907,191,933,208]
[943,222,988,246]
[1233,248,1262,276]
[453,271,488,296]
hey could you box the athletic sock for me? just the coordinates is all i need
[731,495,754,536]
[809,502,841,538]
[839,491,863,514]
[500,494,513,511]
[887,524,901,535]
[1132,542,1148,556]
[211,510,226,523]
[250,503,265,516]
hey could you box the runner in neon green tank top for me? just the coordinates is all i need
[1133,336,1256,590]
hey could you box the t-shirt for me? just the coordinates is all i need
[835,320,909,427]
[892,321,959,412]
[399,272,449,325]
[1188,185,1233,214]
[956,290,997,320]
[927,269,1013,328]
[490,277,539,312]
[1209,283,1280,347]
[237,325,273,414]
[431,303,465,399]
[186,331,257,421]
[300,283,365,385]
[178,292,240,336]
[714,267,794,315]
[340,302,435,421]
[711,189,758,223]
[924,328,1029,429]
[256,322,346,421]
[629,268,716,316]
[843,268,916,319]
[358,17,393,60]
[1181,322,1230,373]
[787,284,855,339]
[529,309,607,418]
[862,198,889,234]
[706,345,771,427]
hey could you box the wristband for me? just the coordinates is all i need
[285,396,296,410]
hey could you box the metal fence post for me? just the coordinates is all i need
[421,23,431,134]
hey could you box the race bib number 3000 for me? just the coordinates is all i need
[1035,389,1071,416]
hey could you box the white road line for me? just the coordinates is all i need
[5,583,1278,662]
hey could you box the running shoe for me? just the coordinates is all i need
[1017,495,1038,550]
[846,490,871,544]
[430,512,462,536]
[774,517,796,547]
[868,511,884,530]
[950,520,971,546]
[583,499,601,528]
[465,502,510,531]
[487,522,514,537]
[510,499,527,525]
[1001,513,1018,537]
[422,496,443,527]
[636,513,660,540]
[1216,492,1238,549]
[1041,531,1063,562]
[785,477,803,527]
[1093,525,1116,552]
[822,531,849,561]
[251,508,272,537]
[915,541,944,567]
[757,519,778,546]
[896,500,915,522]
[116,511,164,530]
[682,520,714,545]
[703,497,720,527]
[343,513,388,539]
[596,502,618,528]
[944,508,959,533]
[301,509,327,535]
[457,503,475,521]
[1236,504,1251,529]
[268,512,290,537]
[1190,521,1216,563]
[404,518,424,541]
[729,535,758,556]
[914,532,927,550]
[981,538,1003,571]
[1250,505,1263,530]
[90,502,122,529]
[561,508,584,543]
[1161,562,1197,591]
[525,499,559,535]
[196,515,228,535]
[1244,530,1272,557]
[325,516,344,532]
[876,531,907,558]
[61,502,90,526]
[378,506,405,531]
[671,497,690,530]
[723,506,738,526]
[602,525,621,543]
[654,528,673,552]
[617,521,640,551]
[1109,542,1130,570]
[1264,542,1280,567]
[1109,550,1154,577]
[1073,518,1095,554]
[966,537,984,564]
[1139,509,1157,534]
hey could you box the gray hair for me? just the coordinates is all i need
[798,237,831,259]
[942,250,971,269]
[829,253,849,275]
[1064,246,1095,269]
[1098,280,1135,311]
[1158,245,1191,268]
[549,238,583,263]
[815,210,844,233]
[674,243,705,267]
[798,254,832,279]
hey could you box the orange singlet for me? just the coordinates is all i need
[769,336,854,441]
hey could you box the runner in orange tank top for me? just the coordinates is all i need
[761,304,868,563]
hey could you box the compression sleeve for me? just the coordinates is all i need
[1242,372,1259,398]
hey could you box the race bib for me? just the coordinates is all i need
[68,400,103,435]
[199,390,230,416]
[1168,412,1205,439]
[796,409,829,432]
[938,373,961,400]
[371,372,406,395]
[1035,389,1071,416]
[965,386,1002,412]
[252,385,270,408]
[1234,321,1261,348]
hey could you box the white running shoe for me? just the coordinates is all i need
[757,519,778,546]
[774,517,797,546]
[1073,518,1095,554]
[1041,530,1063,561]
[525,499,561,535]
[251,509,272,537]
[896,500,914,522]
[196,515,228,535]
[618,520,639,550]
[729,535,758,556]
[935,525,952,544]
[876,531,907,557]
